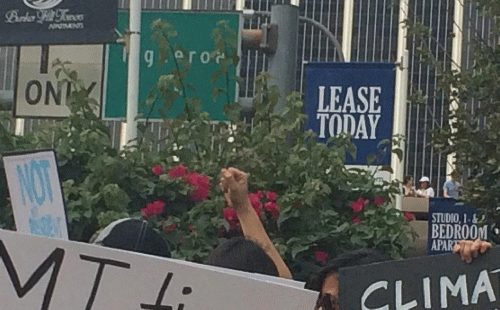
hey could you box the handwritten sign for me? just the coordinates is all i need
[428,198,489,255]
[2,150,68,239]
[339,247,500,309]
[0,229,318,309]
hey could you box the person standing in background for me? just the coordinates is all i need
[403,175,416,197]
[416,176,435,198]
[443,170,461,199]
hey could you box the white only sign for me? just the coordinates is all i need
[0,229,319,310]
[2,150,68,239]
[15,44,104,118]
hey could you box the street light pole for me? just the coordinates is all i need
[124,0,142,147]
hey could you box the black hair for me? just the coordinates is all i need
[403,175,413,186]
[206,237,279,276]
[305,248,390,292]
[95,219,171,258]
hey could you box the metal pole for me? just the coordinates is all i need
[342,0,354,61]
[391,0,410,210]
[447,0,464,176]
[124,0,141,147]
[14,118,24,136]
[182,0,192,10]
[268,4,299,114]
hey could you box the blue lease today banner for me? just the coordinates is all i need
[305,62,395,165]
[0,0,118,45]
[427,198,489,255]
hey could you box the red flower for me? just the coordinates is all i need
[223,208,239,227]
[141,200,166,217]
[266,191,277,202]
[168,164,187,178]
[163,224,176,234]
[255,190,264,199]
[351,198,369,213]
[315,251,328,265]
[151,164,164,176]
[374,196,385,206]
[186,172,210,201]
[248,193,263,217]
[352,217,362,224]
[404,211,415,222]
[264,201,280,219]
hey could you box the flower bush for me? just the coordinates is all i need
[0,20,416,281]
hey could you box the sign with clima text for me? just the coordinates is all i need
[0,0,118,45]
[15,45,104,118]
[339,247,500,309]
[428,198,489,255]
[2,150,68,239]
[0,229,318,309]
[305,63,395,165]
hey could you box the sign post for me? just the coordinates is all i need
[14,45,104,118]
[304,62,396,178]
[104,11,240,121]
[0,0,118,45]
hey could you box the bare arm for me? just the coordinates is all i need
[220,167,293,279]
[453,239,492,263]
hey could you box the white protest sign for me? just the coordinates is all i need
[2,150,68,239]
[0,229,319,309]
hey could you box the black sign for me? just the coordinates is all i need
[339,247,500,309]
[0,0,118,45]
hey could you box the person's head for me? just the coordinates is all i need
[450,170,460,181]
[403,175,413,186]
[419,176,430,189]
[306,248,390,310]
[93,218,171,258]
[206,237,279,276]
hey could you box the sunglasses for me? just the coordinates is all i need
[314,292,339,310]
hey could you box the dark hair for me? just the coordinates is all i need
[94,219,171,258]
[206,237,279,276]
[403,175,413,186]
[305,248,390,291]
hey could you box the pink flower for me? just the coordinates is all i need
[374,196,385,206]
[248,193,263,217]
[351,198,368,213]
[163,224,176,233]
[186,172,210,201]
[352,217,362,224]
[264,201,280,219]
[404,211,415,222]
[151,164,164,176]
[315,251,328,265]
[168,164,187,178]
[223,208,239,227]
[266,191,277,202]
[141,200,166,217]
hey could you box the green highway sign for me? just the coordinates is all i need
[104,11,241,120]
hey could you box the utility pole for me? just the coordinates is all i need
[267,4,299,114]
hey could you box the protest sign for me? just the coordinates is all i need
[0,229,318,309]
[428,198,489,255]
[304,62,395,165]
[339,247,500,309]
[2,150,68,239]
